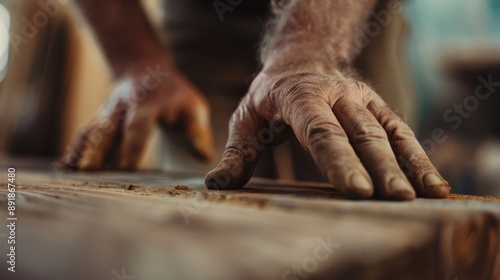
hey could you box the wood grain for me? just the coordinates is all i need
[0,164,499,280]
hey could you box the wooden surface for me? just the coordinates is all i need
[0,161,499,280]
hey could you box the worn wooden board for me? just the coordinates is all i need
[0,161,499,280]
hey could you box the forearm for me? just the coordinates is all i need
[74,0,168,77]
[261,0,377,73]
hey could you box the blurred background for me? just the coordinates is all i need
[0,0,499,195]
[406,0,500,195]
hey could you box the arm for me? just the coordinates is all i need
[206,0,450,200]
[62,0,215,170]
[74,0,167,77]
[260,0,376,73]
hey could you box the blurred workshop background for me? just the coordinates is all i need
[0,0,499,195]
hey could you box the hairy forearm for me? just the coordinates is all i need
[261,0,377,73]
[74,0,167,77]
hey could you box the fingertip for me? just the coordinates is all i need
[419,184,451,198]
[417,173,451,198]
[79,153,103,171]
[390,188,416,201]
[383,178,416,201]
[345,173,374,199]
[433,186,452,198]
[205,168,233,190]
[205,156,253,190]
[423,173,447,188]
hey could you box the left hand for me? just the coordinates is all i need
[61,57,215,170]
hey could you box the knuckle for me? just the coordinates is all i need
[274,73,328,102]
[223,145,248,159]
[303,118,345,149]
[286,79,320,97]
[370,101,416,141]
[385,118,416,141]
[229,104,250,126]
[332,80,371,94]
[229,99,263,129]
[283,92,324,125]
[224,142,259,164]
[272,73,320,91]
[350,121,388,144]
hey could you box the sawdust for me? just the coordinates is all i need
[124,184,140,191]
[141,186,195,198]
[446,194,500,202]
[173,185,189,190]
[129,185,269,209]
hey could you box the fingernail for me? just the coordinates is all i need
[424,173,446,188]
[390,178,410,192]
[350,174,372,193]
[389,178,415,199]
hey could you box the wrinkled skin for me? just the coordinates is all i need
[205,66,451,200]
[65,0,451,200]
[204,0,451,200]
[62,58,215,170]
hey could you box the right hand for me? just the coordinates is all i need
[61,58,215,170]
[206,66,450,200]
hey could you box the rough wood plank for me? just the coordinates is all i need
[0,165,499,280]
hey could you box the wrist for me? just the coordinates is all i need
[262,45,351,77]
[115,52,176,79]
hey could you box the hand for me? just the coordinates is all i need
[205,67,450,200]
[61,58,215,170]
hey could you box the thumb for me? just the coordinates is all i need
[205,104,267,190]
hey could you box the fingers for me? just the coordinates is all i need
[205,102,267,190]
[366,93,450,198]
[181,97,216,161]
[287,97,374,199]
[118,108,156,170]
[334,95,416,200]
[60,128,88,170]
[61,116,120,170]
